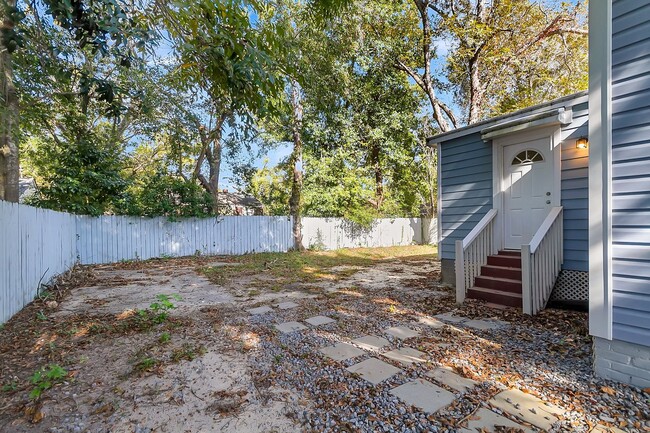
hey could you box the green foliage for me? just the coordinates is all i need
[147,294,182,324]
[134,356,160,373]
[159,332,171,344]
[2,381,17,392]
[23,121,129,216]
[124,172,213,218]
[249,161,290,216]
[29,364,67,400]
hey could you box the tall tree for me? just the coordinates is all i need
[0,0,19,201]
[155,0,283,213]
[366,0,587,130]
[1,0,153,202]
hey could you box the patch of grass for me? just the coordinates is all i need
[171,344,206,363]
[35,311,48,321]
[159,332,171,344]
[134,356,160,372]
[200,245,437,287]
[29,364,68,400]
[2,381,17,392]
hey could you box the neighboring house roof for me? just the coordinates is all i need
[427,91,588,145]
[219,191,263,209]
[18,178,37,203]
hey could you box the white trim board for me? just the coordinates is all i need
[588,1,613,340]
[491,127,562,252]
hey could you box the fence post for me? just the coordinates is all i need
[455,240,465,304]
[521,244,532,315]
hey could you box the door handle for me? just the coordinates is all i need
[546,200,551,204]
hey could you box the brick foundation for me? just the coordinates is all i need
[593,337,650,388]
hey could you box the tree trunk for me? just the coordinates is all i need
[370,143,383,209]
[207,141,221,213]
[194,114,226,214]
[0,0,20,202]
[289,80,304,251]
[467,54,483,123]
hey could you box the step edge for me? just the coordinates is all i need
[467,287,523,298]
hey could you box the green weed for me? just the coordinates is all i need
[171,344,205,363]
[2,382,17,392]
[29,364,67,400]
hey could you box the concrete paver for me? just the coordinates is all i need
[489,388,565,431]
[248,306,273,315]
[417,317,445,329]
[463,319,508,330]
[277,301,299,310]
[319,343,366,361]
[347,358,402,385]
[390,379,455,413]
[434,313,467,324]
[426,366,478,393]
[385,326,420,340]
[305,315,336,326]
[383,347,426,366]
[458,408,534,433]
[274,321,307,333]
[352,335,390,351]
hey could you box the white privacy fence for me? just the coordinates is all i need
[302,217,431,250]
[0,201,437,322]
[0,201,78,324]
[76,215,294,264]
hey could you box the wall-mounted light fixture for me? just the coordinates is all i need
[576,137,589,149]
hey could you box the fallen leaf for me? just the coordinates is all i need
[601,386,616,396]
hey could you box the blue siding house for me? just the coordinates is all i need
[430,93,589,313]
[589,0,650,388]
[429,0,650,388]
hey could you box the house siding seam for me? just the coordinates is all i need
[611,0,650,348]
[438,101,589,275]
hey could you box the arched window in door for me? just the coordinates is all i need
[512,149,544,165]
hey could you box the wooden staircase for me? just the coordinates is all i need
[467,250,523,307]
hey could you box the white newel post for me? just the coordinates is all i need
[521,244,532,315]
[455,240,465,303]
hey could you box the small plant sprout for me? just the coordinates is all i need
[159,332,171,344]
[2,381,17,392]
[135,357,159,372]
[36,311,48,321]
[29,364,67,400]
[149,294,182,324]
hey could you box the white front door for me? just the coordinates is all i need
[502,137,555,249]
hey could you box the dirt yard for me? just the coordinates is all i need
[0,246,647,433]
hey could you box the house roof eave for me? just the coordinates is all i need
[426,91,588,146]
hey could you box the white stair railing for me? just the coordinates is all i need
[455,209,498,304]
[521,207,564,315]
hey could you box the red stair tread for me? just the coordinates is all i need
[480,265,522,280]
[467,286,523,307]
[498,250,522,257]
[474,275,522,293]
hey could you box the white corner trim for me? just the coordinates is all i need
[588,1,613,340]
[436,143,442,246]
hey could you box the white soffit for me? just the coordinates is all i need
[481,108,573,141]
